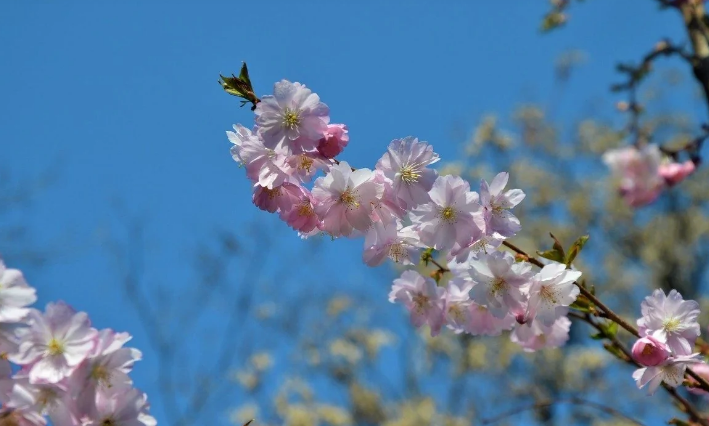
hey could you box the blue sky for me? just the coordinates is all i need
[0,1,698,424]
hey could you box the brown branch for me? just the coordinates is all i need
[481,396,646,425]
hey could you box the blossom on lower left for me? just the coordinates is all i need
[0,259,156,426]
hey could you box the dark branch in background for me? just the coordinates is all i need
[611,39,695,146]
[481,396,646,426]
[105,218,268,426]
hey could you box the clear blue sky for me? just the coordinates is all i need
[0,1,697,425]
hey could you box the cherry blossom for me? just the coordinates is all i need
[637,289,700,356]
[389,270,446,336]
[312,162,383,237]
[479,172,524,237]
[410,175,484,251]
[633,354,703,395]
[317,124,349,159]
[468,251,534,319]
[375,137,440,209]
[12,303,97,384]
[362,221,423,266]
[602,144,665,207]
[527,263,581,326]
[510,315,572,352]
[255,80,329,150]
[632,335,671,367]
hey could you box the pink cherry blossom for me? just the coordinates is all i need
[312,162,383,237]
[279,189,321,233]
[637,289,700,356]
[466,303,516,336]
[389,270,446,336]
[229,125,292,189]
[317,124,349,159]
[0,261,37,323]
[255,80,329,150]
[369,170,407,225]
[444,281,473,334]
[602,144,665,207]
[71,330,141,410]
[12,303,97,384]
[362,221,423,266]
[286,152,330,184]
[510,315,571,352]
[410,175,484,251]
[449,234,503,264]
[633,354,703,395]
[479,172,524,237]
[375,137,440,209]
[631,335,671,366]
[468,251,534,319]
[252,182,304,214]
[659,160,696,186]
[527,263,581,326]
[84,387,156,426]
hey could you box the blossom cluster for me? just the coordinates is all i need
[0,260,155,426]
[227,79,585,351]
[632,289,708,395]
[603,144,696,207]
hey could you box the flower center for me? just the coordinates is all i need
[490,278,507,297]
[641,345,656,357]
[283,108,300,129]
[412,293,429,313]
[299,155,314,173]
[439,206,457,223]
[47,338,64,356]
[388,243,408,263]
[101,417,116,426]
[37,388,58,411]
[662,317,681,333]
[297,201,314,217]
[399,165,420,184]
[91,364,112,387]
[265,187,282,200]
[539,285,558,304]
[339,188,360,209]
[448,304,465,322]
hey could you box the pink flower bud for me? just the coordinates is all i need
[317,124,349,159]
[632,336,671,366]
[658,160,696,186]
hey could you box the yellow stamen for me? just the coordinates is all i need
[47,338,64,356]
[283,109,300,129]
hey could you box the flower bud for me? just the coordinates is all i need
[632,336,670,366]
[317,124,349,159]
[659,160,696,186]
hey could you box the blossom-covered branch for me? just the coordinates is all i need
[221,64,709,425]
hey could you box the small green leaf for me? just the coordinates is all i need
[605,321,618,338]
[590,331,604,340]
[566,234,589,266]
[238,62,252,88]
[549,233,566,260]
[537,249,564,263]
[570,295,592,313]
